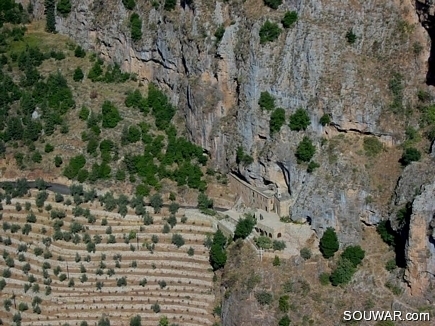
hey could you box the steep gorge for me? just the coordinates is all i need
[23,0,435,299]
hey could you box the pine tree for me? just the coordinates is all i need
[44,0,56,33]
[319,227,339,259]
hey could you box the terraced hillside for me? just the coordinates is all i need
[0,187,217,326]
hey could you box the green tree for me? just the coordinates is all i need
[282,11,298,28]
[54,155,63,167]
[263,0,282,9]
[171,233,185,248]
[278,315,291,326]
[74,45,86,58]
[289,108,310,131]
[122,0,136,10]
[341,245,365,267]
[319,114,331,126]
[197,192,213,211]
[130,13,142,41]
[270,108,286,134]
[150,193,163,213]
[210,243,227,270]
[234,214,256,240]
[45,0,56,32]
[214,25,225,44]
[164,0,176,10]
[300,247,312,260]
[57,0,71,16]
[258,91,275,110]
[259,20,281,44]
[295,137,315,162]
[102,100,122,128]
[346,29,357,44]
[319,227,339,259]
[330,258,356,286]
[73,67,84,82]
[400,147,421,166]
[129,315,141,326]
[255,291,273,305]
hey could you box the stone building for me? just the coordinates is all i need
[229,173,292,217]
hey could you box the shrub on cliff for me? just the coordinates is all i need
[341,245,365,267]
[295,137,315,163]
[363,137,383,157]
[122,0,135,10]
[289,108,310,131]
[259,20,281,44]
[234,214,256,240]
[400,147,421,166]
[129,13,142,41]
[264,0,282,10]
[319,227,339,259]
[270,108,286,134]
[57,0,71,17]
[282,11,298,28]
[101,100,122,128]
[73,67,84,82]
[258,91,275,110]
[330,258,355,286]
[214,25,225,44]
[164,0,176,11]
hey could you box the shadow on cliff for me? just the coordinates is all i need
[416,0,435,85]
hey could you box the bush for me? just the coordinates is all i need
[234,214,256,240]
[171,233,185,248]
[363,137,383,157]
[73,67,84,82]
[258,91,275,111]
[87,60,103,82]
[74,45,86,58]
[319,227,339,259]
[319,114,331,126]
[273,255,281,266]
[236,147,254,165]
[150,193,163,213]
[187,247,194,256]
[255,291,273,305]
[263,0,282,9]
[259,20,281,44]
[400,147,421,166]
[273,240,286,251]
[130,13,142,41]
[300,247,312,260]
[330,258,356,286]
[341,245,365,267]
[376,220,396,246]
[214,25,225,44]
[122,0,136,10]
[295,137,315,162]
[164,0,176,10]
[307,161,320,173]
[130,315,141,326]
[346,29,356,44]
[282,11,298,28]
[385,259,397,272]
[278,315,291,326]
[57,0,71,16]
[289,108,310,131]
[270,108,286,134]
[319,272,330,285]
[255,236,272,249]
[102,100,122,128]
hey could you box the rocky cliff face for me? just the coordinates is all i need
[27,0,431,242]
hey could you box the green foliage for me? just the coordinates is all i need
[376,220,396,246]
[307,161,320,173]
[319,272,330,285]
[234,214,256,240]
[282,11,298,28]
[273,255,281,266]
[400,147,421,166]
[389,73,404,112]
[278,295,289,312]
[319,114,331,126]
[54,155,63,167]
[209,230,227,270]
[102,100,122,128]
[341,245,365,267]
[295,137,315,163]
[255,236,272,249]
[270,108,286,134]
[300,247,312,260]
[255,291,273,305]
[88,60,103,82]
[278,315,291,326]
[346,29,356,44]
[74,45,86,58]
[130,13,142,41]
[171,233,185,248]
[236,147,254,165]
[122,0,136,10]
[363,137,383,157]
[125,89,148,113]
[330,258,356,286]
[164,0,176,11]
[102,63,130,83]
[150,193,163,213]
[319,227,339,259]
[130,315,141,326]
[73,67,84,82]
[385,259,397,272]
[263,0,282,9]
[214,25,225,44]
[63,154,86,179]
[289,108,310,131]
[79,106,90,120]
[259,20,281,44]
[197,192,213,211]
[273,240,286,251]
[45,0,56,32]
[258,91,275,111]
[147,83,176,130]
[57,0,71,16]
